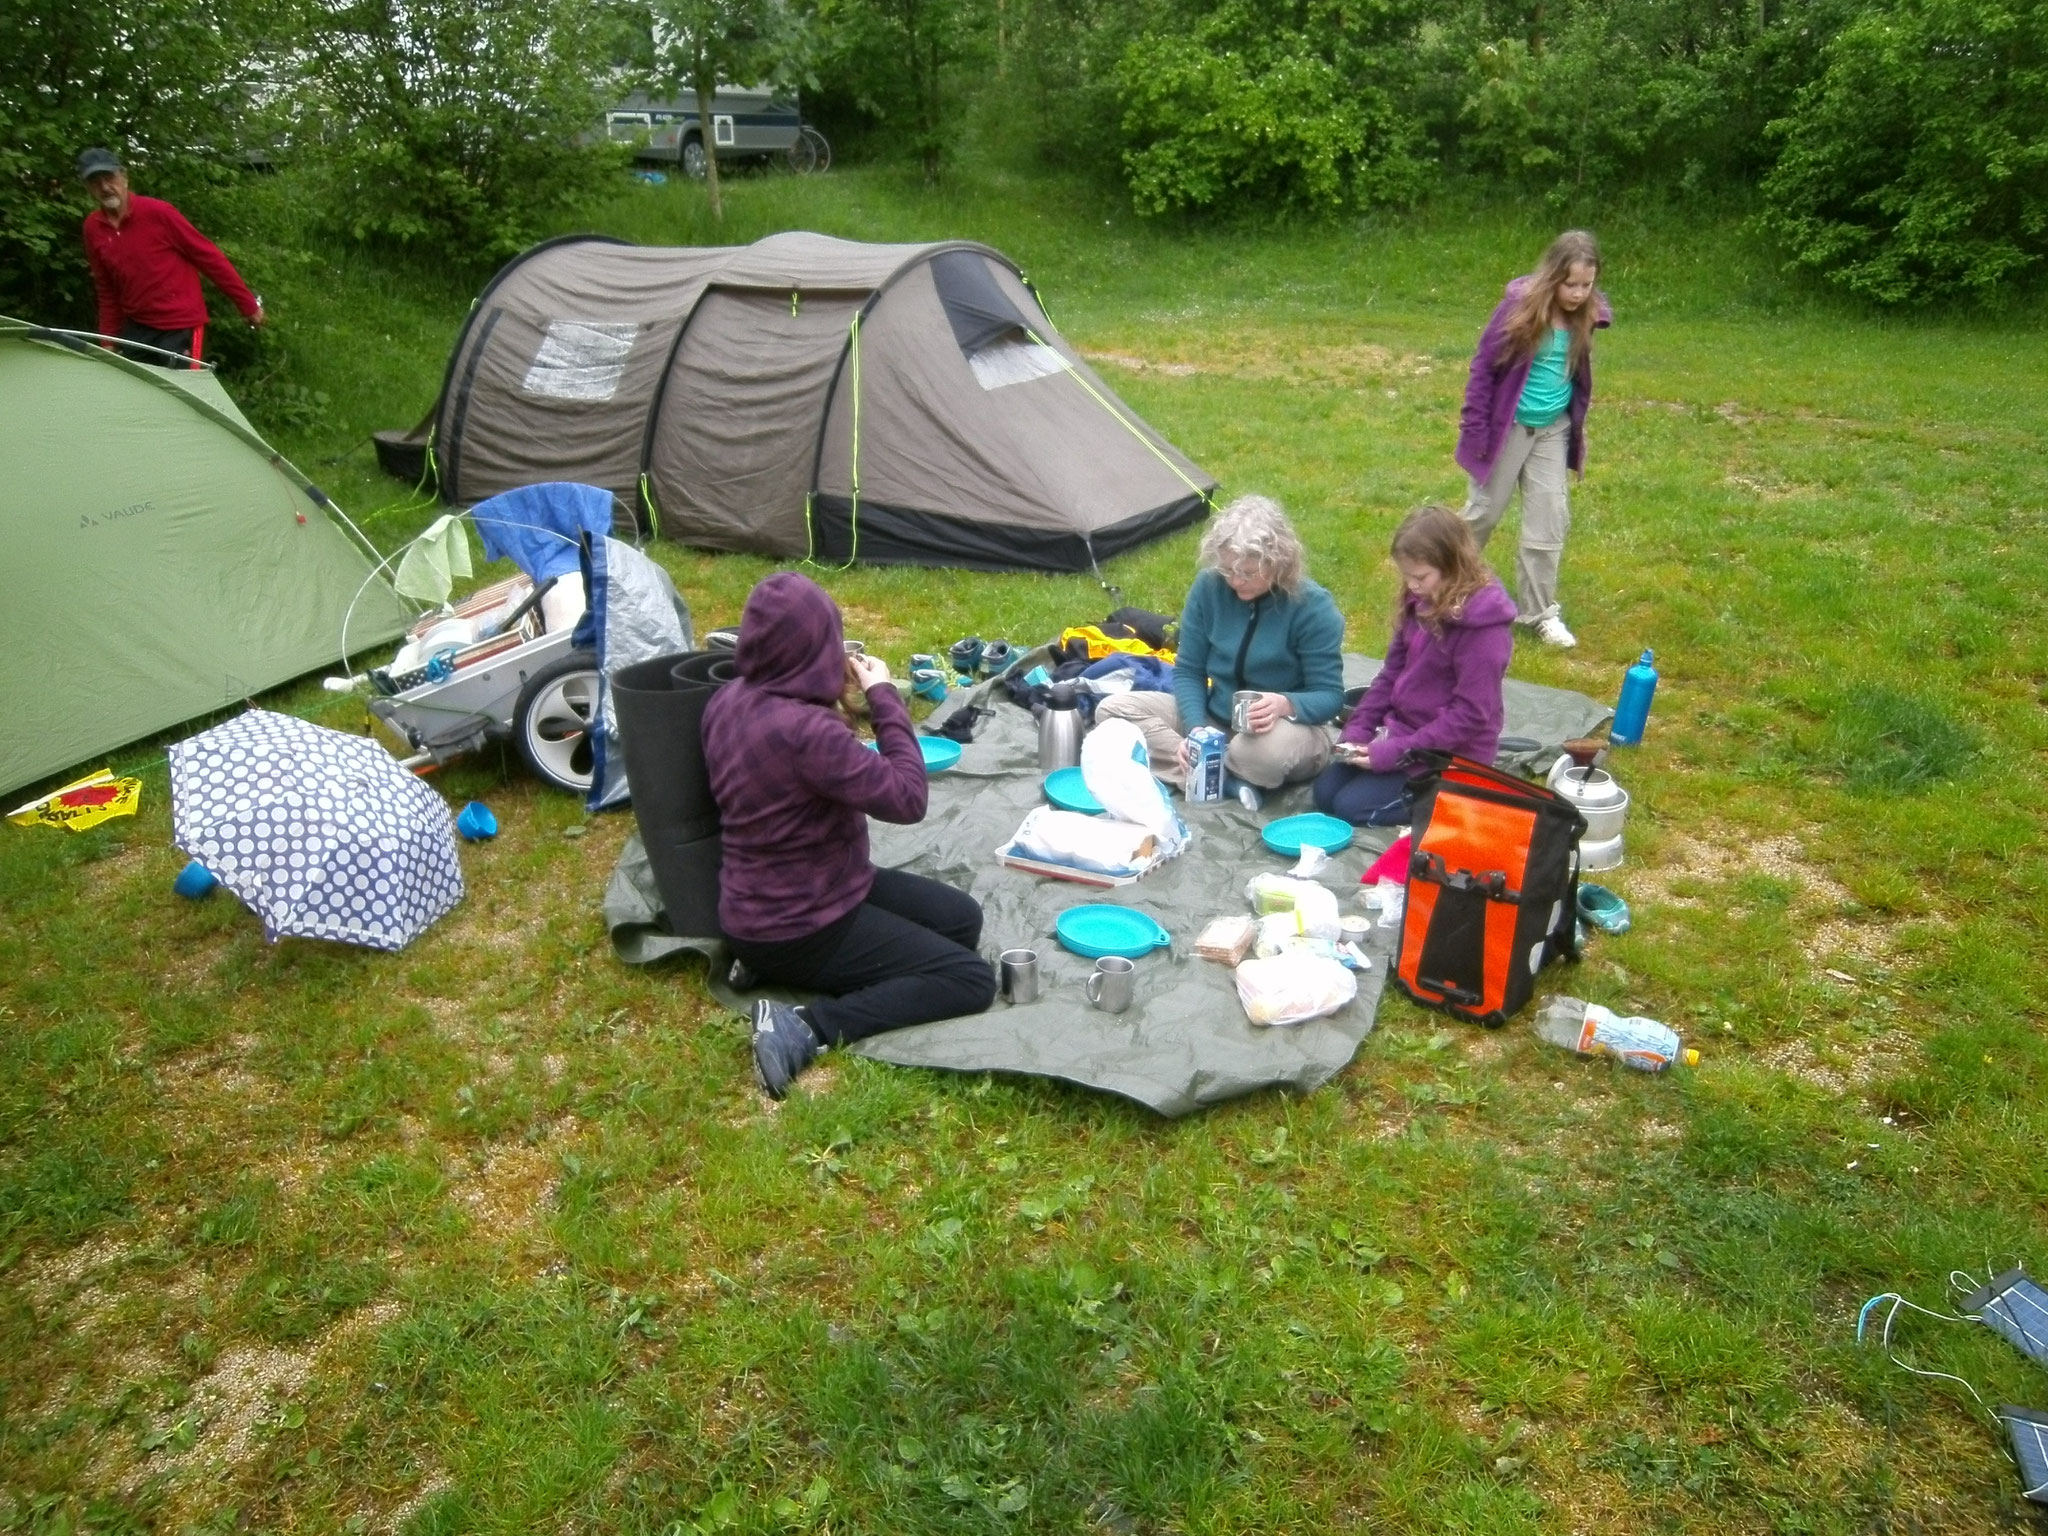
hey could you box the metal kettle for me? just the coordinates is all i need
[1037,680,1084,770]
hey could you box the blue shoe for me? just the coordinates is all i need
[978,639,1015,678]
[1576,882,1631,935]
[751,1000,821,1099]
[910,666,949,702]
[948,637,984,676]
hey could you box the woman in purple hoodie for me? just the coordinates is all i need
[1457,229,1611,649]
[1313,506,1516,826]
[702,572,995,1098]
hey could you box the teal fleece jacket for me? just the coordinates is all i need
[1171,570,1346,732]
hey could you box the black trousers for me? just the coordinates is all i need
[725,869,996,1046]
[116,321,200,368]
[1312,762,1414,826]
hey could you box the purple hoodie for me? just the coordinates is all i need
[702,573,928,942]
[1456,276,1613,482]
[1340,578,1517,772]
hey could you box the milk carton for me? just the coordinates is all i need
[1186,726,1227,804]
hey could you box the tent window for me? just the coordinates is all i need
[969,336,1067,391]
[930,250,1040,356]
[522,320,639,402]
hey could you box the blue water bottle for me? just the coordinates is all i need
[1611,650,1658,746]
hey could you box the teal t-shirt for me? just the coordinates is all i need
[1515,328,1572,427]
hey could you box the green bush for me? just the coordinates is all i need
[1115,0,1431,216]
[1759,0,2048,302]
[298,0,622,266]
[0,0,272,323]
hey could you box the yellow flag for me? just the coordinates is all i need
[7,769,143,832]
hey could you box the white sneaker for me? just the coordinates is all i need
[1531,614,1577,648]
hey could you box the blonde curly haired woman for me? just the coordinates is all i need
[1096,496,1343,810]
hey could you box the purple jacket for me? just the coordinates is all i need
[702,573,928,942]
[1456,276,1613,482]
[1341,579,1517,772]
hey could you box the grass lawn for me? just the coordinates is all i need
[5,164,2048,1534]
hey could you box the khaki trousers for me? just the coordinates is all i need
[1094,692,1334,791]
[1461,418,1571,623]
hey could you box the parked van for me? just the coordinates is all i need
[606,88,825,176]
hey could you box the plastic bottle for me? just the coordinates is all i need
[1610,650,1658,746]
[1534,996,1697,1072]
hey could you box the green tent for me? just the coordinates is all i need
[1,322,414,799]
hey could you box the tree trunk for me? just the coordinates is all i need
[694,63,723,222]
[921,29,941,185]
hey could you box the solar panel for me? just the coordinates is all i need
[2001,1408,2048,1503]
[1966,1269,2048,1369]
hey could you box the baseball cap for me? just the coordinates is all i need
[76,147,123,180]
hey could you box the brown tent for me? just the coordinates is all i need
[424,232,1215,572]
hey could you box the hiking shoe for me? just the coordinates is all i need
[751,1000,820,1100]
[1576,882,1632,935]
[1531,614,1578,648]
[948,636,984,675]
[979,639,1015,677]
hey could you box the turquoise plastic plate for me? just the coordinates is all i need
[866,736,962,772]
[1261,812,1356,857]
[1055,904,1171,960]
[1043,765,1103,815]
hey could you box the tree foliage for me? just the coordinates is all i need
[0,0,273,321]
[1760,0,2048,301]
[297,0,621,263]
[1115,0,1431,215]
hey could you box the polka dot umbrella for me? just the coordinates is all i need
[168,709,464,951]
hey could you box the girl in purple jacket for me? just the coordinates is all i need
[1457,230,1610,649]
[1313,506,1515,826]
[702,573,995,1098]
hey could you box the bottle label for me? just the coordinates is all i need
[1586,1015,1679,1071]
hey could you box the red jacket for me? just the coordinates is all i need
[82,195,258,335]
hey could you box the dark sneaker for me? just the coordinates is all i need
[728,957,760,991]
[751,1000,820,1100]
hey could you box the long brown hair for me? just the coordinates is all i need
[1391,505,1493,635]
[1501,229,1602,375]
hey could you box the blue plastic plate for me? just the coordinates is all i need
[1043,765,1103,815]
[1261,812,1356,857]
[866,737,962,772]
[1055,904,1171,960]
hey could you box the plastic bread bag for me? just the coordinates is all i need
[1008,806,1157,876]
[1082,718,1188,858]
[1235,952,1357,1027]
[1244,873,1339,938]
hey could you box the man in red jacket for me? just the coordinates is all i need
[77,147,265,368]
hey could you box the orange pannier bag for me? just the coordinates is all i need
[1394,754,1587,1027]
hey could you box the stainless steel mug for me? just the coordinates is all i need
[1231,690,1259,733]
[1000,948,1040,1004]
[1084,955,1136,1014]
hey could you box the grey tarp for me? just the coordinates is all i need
[603,654,1611,1116]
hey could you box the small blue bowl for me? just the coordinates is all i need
[1055,904,1171,960]
[1261,812,1356,857]
[866,736,963,772]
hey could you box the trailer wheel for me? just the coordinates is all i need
[514,649,600,794]
[680,135,707,179]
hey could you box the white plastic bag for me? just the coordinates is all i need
[1009,806,1157,876]
[1235,953,1357,1027]
[1244,873,1339,939]
[1083,718,1187,858]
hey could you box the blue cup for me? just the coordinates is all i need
[456,801,499,840]
[173,860,217,899]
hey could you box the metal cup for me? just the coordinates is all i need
[1231,690,1259,733]
[999,948,1040,1004]
[1084,955,1136,1014]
